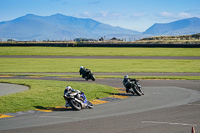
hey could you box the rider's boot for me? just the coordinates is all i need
[65,102,70,107]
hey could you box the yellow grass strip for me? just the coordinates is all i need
[91,100,109,105]
[109,95,129,99]
[36,109,52,112]
[27,76,43,78]
[0,114,14,118]
[115,87,124,90]
[55,106,66,109]
[119,90,126,93]
[115,88,126,93]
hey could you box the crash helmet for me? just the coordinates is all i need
[80,66,83,69]
[65,86,72,92]
[124,75,129,79]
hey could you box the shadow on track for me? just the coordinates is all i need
[102,91,139,97]
[34,106,74,111]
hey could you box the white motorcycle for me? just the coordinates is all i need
[64,92,93,110]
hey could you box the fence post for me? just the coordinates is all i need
[191,127,195,133]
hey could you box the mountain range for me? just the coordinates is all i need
[0,13,200,41]
[144,17,200,36]
[0,13,139,41]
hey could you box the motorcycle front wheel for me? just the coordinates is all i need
[133,86,143,96]
[91,75,95,81]
[87,101,94,109]
[69,99,82,110]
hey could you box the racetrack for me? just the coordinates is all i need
[0,77,200,133]
[0,55,200,133]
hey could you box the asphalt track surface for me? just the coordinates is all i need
[0,83,29,96]
[0,56,200,133]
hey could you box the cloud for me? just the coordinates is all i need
[178,12,191,18]
[96,11,122,20]
[131,13,145,18]
[82,11,91,17]
[77,11,122,20]
[157,11,192,19]
[159,12,173,17]
[99,11,108,17]
[76,11,93,18]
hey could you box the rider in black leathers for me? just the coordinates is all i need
[79,66,91,78]
[123,75,137,93]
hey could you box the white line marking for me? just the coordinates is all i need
[187,104,200,106]
[142,121,196,126]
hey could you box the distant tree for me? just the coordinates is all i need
[99,37,104,41]
[7,39,15,42]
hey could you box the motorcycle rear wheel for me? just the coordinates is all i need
[92,76,95,81]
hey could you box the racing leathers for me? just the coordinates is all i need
[123,77,137,93]
[79,67,91,78]
[64,86,87,107]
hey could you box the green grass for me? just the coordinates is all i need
[0,47,200,56]
[0,58,199,73]
[0,79,118,114]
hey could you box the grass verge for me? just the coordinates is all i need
[0,58,200,73]
[0,47,200,56]
[0,79,118,114]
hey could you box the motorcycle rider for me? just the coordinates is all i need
[79,66,91,79]
[123,75,137,93]
[64,86,87,107]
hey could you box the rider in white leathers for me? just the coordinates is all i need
[64,86,81,107]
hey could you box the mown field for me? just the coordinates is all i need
[0,47,200,56]
[0,58,199,73]
[0,47,199,74]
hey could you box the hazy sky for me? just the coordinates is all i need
[0,0,200,31]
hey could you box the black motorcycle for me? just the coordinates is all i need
[85,72,95,81]
[80,69,95,81]
[123,80,144,96]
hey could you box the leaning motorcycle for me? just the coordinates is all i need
[84,71,95,81]
[123,80,144,96]
[85,72,95,81]
[63,92,93,110]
